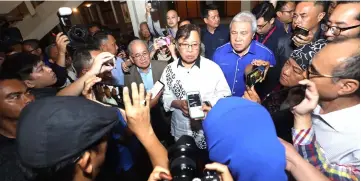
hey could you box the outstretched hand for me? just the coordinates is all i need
[123,83,153,138]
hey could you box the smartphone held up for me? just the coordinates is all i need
[186,91,205,120]
[246,66,266,87]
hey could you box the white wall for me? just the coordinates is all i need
[14,1,83,40]
[127,0,147,37]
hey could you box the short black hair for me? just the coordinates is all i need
[337,1,360,21]
[91,31,112,49]
[0,52,41,81]
[175,24,201,42]
[275,1,291,12]
[314,1,329,12]
[22,39,40,50]
[202,4,218,19]
[252,2,276,21]
[72,46,100,76]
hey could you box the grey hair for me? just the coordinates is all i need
[45,43,57,57]
[230,11,257,33]
[127,39,148,55]
[332,53,360,95]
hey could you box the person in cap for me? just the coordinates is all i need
[243,39,328,143]
[202,95,330,181]
[17,83,169,181]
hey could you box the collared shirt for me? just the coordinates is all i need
[254,25,287,98]
[275,18,292,35]
[212,40,276,97]
[160,56,231,149]
[312,104,360,165]
[201,24,230,59]
[292,127,360,181]
[137,64,154,92]
[111,57,125,86]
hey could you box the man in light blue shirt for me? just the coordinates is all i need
[112,57,125,86]
[137,64,154,92]
[124,40,173,148]
[213,11,276,97]
[93,31,126,86]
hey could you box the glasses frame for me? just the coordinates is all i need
[257,21,269,29]
[322,24,360,36]
[131,51,149,60]
[177,43,200,50]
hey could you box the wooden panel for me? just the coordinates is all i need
[225,1,241,17]
[186,1,199,18]
[251,1,261,9]
[175,1,187,19]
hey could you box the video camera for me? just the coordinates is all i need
[167,135,220,181]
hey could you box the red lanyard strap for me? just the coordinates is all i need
[256,26,277,44]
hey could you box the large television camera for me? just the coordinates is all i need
[167,135,220,181]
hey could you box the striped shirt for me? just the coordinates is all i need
[293,127,360,181]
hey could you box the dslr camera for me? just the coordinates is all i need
[57,7,90,57]
[167,135,220,181]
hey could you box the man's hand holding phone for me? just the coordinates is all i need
[292,26,314,47]
[251,59,270,82]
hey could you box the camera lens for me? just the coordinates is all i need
[170,156,197,181]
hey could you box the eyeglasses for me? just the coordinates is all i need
[307,64,337,79]
[321,24,360,36]
[25,49,37,54]
[281,9,294,14]
[257,21,269,29]
[284,60,304,75]
[178,43,200,50]
[132,51,148,60]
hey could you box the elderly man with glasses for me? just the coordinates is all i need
[293,38,360,181]
[323,1,360,42]
[160,24,231,150]
[124,39,173,148]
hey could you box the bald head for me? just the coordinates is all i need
[311,38,360,98]
[167,10,180,28]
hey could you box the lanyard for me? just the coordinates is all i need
[256,26,276,44]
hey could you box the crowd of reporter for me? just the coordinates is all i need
[0,1,359,181]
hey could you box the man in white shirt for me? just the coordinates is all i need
[292,38,360,180]
[160,24,231,149]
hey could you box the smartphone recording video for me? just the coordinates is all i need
[246,66,265,87]
[261,85,307,113]
[186,91,204,119]
[92,82,124,109]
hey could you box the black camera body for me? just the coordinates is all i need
[167,135,220,181]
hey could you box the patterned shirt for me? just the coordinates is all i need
[293,127,360,181]
[160,56,231,149]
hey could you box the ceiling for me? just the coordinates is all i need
[0,1,23,14]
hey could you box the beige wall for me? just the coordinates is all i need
[14,1,83,40]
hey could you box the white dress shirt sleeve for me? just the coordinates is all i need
[209,64,232,106]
